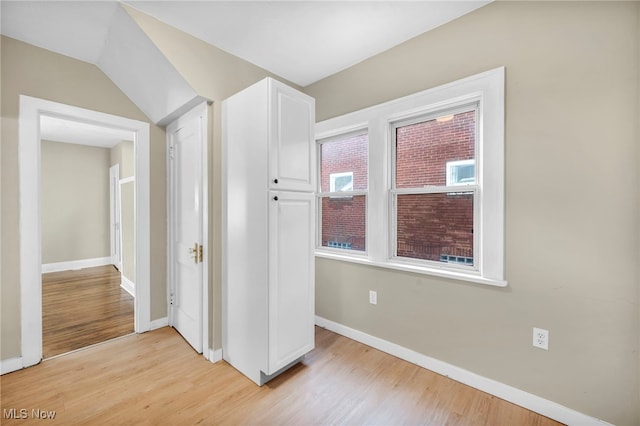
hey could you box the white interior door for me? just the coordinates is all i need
[109,164,122,270]
[168,103,208,354]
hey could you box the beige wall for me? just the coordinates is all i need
[305,2,639,425]
[111,140,134,179]
[111,141,135,283]
[2,3,637,423]
[0,36,167,359]
[41,141,110,264]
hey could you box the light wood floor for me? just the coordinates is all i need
[42,265,134,358]
[1,326,562,425]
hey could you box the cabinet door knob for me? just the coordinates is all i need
[273,196,279,201]
[273,178,279,184]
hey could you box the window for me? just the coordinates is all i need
[392,107,477,267]
[446,159,475,186]
[318,131,368,252]
[330,171,354,192]
[315,67,505,286]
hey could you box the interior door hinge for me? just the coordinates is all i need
[170,293,174,305]
[169,145,175,160]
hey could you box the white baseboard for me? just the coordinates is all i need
[315,316,611,426]
[209,348,223,363]
[42,257,112,273]
[1,356,24,375]
[120,275,135,297]
[148,317,169,331]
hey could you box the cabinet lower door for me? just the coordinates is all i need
[267,191,315,374]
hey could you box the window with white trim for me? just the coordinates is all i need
[317,131,368,252]
[391,106,478,268]
[315,68,506,286]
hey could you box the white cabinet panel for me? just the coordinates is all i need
[267,191,315,373]
[269,83,315,192]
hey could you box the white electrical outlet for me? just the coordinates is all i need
[533,327,549,350]
[369,290,377,305]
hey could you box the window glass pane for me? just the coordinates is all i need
[330,172,353,192]
[446,159,476,186]
[396,192,473,265]
[321,195,366,251]
[396,110,475,189]
[320,133,368,192]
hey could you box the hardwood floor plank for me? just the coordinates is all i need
[1,327,563,425]
[42,265,134,358]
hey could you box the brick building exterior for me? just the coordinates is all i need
[320,133,368,251]
[395,110,475,263]
[320,110,475,264]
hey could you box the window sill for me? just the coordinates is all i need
[315,250,507,288]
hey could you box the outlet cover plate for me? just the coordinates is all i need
[533,327,549,350]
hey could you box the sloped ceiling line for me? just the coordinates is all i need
[97,4,203,125]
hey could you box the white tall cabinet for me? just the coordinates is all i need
[222,77,316,385]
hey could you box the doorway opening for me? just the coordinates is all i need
[39,118,137,358]
[18,95,151,368]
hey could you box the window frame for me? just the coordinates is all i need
[315,67,506,287]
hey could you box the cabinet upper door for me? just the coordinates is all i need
[269,80,315,192]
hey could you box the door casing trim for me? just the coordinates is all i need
[18,95,151,367]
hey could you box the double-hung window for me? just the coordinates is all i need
[391,105,478,268]
[316,68,505,286]
[317,131,368,252]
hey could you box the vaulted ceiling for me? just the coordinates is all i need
[1,1,490,125]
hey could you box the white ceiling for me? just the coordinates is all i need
[126,1,490,87]
[1,1,490,87]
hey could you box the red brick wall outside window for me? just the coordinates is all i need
[395,110,476,264]
[319,111,476,263]
[319,133,367,251]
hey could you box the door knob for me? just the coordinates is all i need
[273,196,279,201]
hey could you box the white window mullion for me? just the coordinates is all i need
[368,117,389,263]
